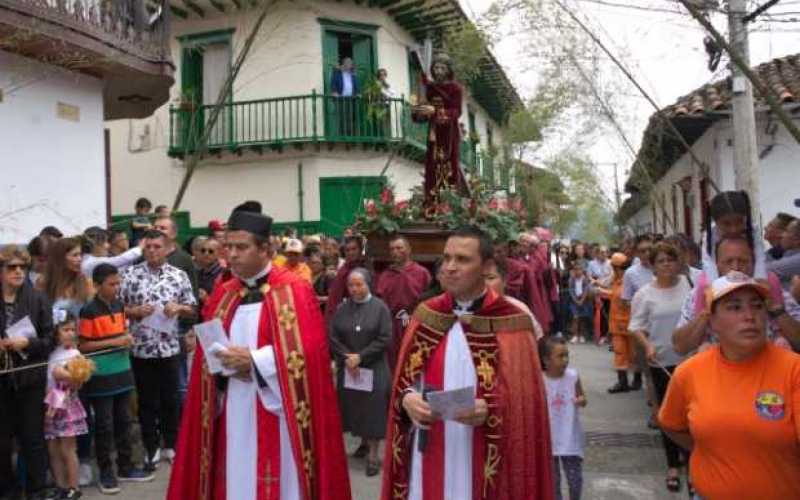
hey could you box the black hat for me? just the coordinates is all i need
[227,210,272,238]
[233,200,262,214]
[39,225,63,238]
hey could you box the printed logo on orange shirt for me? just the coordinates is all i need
[755,391,785,420]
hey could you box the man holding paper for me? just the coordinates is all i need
[168,208,351,500]
[381,226,554,500]
[120,230,197,470]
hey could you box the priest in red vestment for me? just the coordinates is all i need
[375,235,431,371]
[168,209,350,500]
[381,226,554,500]
[413,53,467,205]
[324,235,368,324]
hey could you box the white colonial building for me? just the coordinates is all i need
[619,53,800,239]
[0,0,173,242]
[107,0,522,235]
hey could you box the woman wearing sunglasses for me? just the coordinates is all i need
[0,245,55,499]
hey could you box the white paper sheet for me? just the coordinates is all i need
[194,318,235,375]
[426,385,476,421]
[140,304,178,333]
[343,367,374,392]
[6,316,36,339]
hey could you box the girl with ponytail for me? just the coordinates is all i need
[701,190,766,280]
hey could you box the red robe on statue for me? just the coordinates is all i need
[167,267,351,500]
[381,289,554,500]
[374,261,432,371]
[416,74,467,204]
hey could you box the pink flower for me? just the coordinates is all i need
[380,187,394,205]
[489,197,499,210]
[436,202,451,215]
[393,200,409,215]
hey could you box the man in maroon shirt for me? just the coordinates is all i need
[375,235,431,371]
[519,232,553,334]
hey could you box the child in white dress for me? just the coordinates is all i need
[540,336,587,500]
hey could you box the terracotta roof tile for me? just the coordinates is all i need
[666,53,800,118]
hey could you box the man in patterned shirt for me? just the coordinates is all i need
[120,229,197,472]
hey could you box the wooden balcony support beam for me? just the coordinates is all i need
[182,0,204,17]
[169,4,189,18]
[387,0,426,16]
[209,0,226,13]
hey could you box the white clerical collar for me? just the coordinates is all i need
[453,290,487,316]
[236,263,271,288]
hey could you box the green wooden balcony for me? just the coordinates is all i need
[167,92,504,186]
[168,92,426,157]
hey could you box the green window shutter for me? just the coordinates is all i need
[181,47,203,106]
[322,31,339,94]
[500,162,510,190]
[352,34,374,85]
[179,47,203,150]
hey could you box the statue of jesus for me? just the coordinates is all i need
[412,53,468,206]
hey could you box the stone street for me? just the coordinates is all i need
[82,343,687,500]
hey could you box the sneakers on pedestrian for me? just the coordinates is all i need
[78,462,93,487]
[161,448,176,464]
[61,488,82,499]
[143,450,160,473]
[44,488,65,500]
[117,468,154,483]
[98,470,120,495]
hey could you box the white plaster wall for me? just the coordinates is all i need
[107,0,509,224]
[755,117,800,225]
[173,150,421,224]
[713,116,800,226]
[0,51,105,243]
[627,126,718,240]
[626,113,800,241]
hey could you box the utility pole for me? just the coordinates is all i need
[727,0,761,215]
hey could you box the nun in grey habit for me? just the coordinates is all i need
[328,267,391,476]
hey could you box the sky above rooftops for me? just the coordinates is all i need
[462,0,798,203]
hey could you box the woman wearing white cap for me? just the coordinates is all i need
[658,271,800,500]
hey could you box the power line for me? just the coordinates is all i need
[745,0,782,22]
[576,0,686,15]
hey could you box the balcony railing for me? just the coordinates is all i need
[168,92,504,186]
[1,0,170,61]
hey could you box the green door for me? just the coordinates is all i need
[322,30,339,137]
[180,47,203,151]
[319,176,385,236]
[351,34,374,137]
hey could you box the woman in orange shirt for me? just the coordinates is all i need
[659,271,800,500]
[596,253,641,393]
